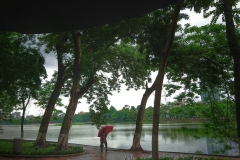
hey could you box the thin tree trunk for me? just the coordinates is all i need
[222,0,240,154]
[34,32,68,147]
[21,106,25,138]
[152,2,182,159]
[20,90,31,138]
[131,80,157,151]
[56,30,82,151]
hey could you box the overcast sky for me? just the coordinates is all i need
[27,8,223,116]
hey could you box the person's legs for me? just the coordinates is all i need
[100,142,103,152]
[105,142,108,151]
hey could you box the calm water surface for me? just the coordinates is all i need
[0,123,237,156]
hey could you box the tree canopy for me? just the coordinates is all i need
[0,32,46,119]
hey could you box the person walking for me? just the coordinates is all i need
[100,128,108,152]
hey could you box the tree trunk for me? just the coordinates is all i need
[130,80,157,151]
[55,71,93,151]
[21,106,25,138]
[56,30,82,151]
[34,72,65,147]
[152,2,182,159]
[222,0,240,154]
[34,32,68,147]
[20,89,31,138]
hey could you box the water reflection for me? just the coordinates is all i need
[0,123,237,156]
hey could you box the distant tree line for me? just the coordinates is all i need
[1,100,233,125]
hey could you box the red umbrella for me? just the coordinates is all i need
[98,125,113,137]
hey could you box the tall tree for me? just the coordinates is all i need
[0,32,46,118]
[56,30,82,151]
[34,32,71,147]
[58,20,152,131]
[152,2,182,159]
[34,20,151,149]
[128,4,188,151]
[55,23,152,149]
[222,0,240,153]
[129,7,175,151]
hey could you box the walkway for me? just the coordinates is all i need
[0,145,240,160]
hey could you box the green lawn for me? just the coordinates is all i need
[0,139,83,156]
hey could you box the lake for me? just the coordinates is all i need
[0,123,238,156]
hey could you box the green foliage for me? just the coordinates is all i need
[203,100,237,152]
[73,101,207,123]
[38,18,153,129]
[167,23,233,103]
[195,150,204,154]
[90,102,109,129]
[166,23,238,149]
[0,32,46,92]
[0,32,46,125]
[0,140,83,155]
[34,80,64,109]
[33,80,65,120]
[121,7,187,70]
[82,5,190,128]
[159,99,237,153]
[0,117,42,125]
[72,113,91,123]
[81,42,151,128]
[185,0,240,26]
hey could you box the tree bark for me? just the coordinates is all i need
[130,80,157,151]
[20,89,31,138]
[20,105,25,138]
[222,0,240,154]
[56,30,82,151]
[34,32,68,147]
[152,2,182,160]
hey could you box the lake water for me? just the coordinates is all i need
[0,123,238,156]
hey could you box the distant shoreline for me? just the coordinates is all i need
[0,118,206,126]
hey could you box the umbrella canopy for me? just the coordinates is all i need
[0,0,179,34]
[98,125,113,137]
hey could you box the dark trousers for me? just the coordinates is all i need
[100,142,107,149]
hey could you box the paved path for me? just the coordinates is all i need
[1,145,240,160]
[0,145,149,160]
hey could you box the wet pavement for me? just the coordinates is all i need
[1,145,240,160]
[0,145,149,160]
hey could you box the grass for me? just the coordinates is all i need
[0,139,83,156]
